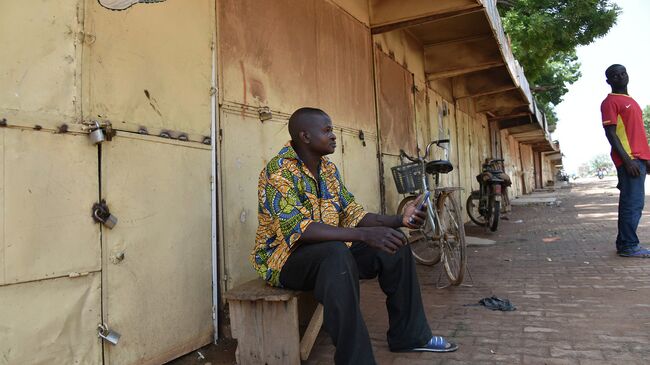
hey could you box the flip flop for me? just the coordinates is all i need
[406,336,458,353]
[619,248,650,258]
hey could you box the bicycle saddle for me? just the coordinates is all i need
[426,160,453,174]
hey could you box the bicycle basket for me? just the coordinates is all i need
[391,162,423,194]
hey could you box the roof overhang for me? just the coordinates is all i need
[370,0,557,152]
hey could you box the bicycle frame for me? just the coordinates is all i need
[400,139,451,240]
[397,139,467,286]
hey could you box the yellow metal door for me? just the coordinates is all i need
[0,129,102,365]
[100,133,213,365]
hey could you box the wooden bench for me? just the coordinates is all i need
[224,279,324,365]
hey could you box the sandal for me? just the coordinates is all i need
[406,336,458,353]
[619,247,650,258]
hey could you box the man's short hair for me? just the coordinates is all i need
[288,107,327,140]
[605,64,625,79]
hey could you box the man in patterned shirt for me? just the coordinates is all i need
[601,64,650,258]
[251,107,458,364]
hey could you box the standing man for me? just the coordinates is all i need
[601,64,650,258]
[251,107,458,365]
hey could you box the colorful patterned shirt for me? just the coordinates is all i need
[251,142,367,286]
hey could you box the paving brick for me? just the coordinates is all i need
[522,355,576,365]
[169,181,650,365]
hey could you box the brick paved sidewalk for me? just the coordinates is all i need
[170,179,650,364]
[304,178,650,365]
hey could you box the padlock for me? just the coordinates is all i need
[89,121,106,145]
[92,200,118,229]
[94,209,118,229]
[98,324,121,345]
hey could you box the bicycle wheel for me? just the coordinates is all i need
[487,195,500,232]
[465,191,486,226]
[437,192,466,285]
[397,196,441,265]
[501,186,511,213]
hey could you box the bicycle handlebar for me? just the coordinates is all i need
[400,139,450,163]
[399,149,419,162]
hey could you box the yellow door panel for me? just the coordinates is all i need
[0,0,82,128]
[219,110,347,289]
[101,133,213,365]
[0,273,102,365]
[0,129,4,285]
[1,129,99,285]
[218,0,375,131]
[84,0,214,138]
[382,155,403,215]
[219,111,291,290]
[341,130,381,213]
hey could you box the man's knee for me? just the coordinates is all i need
[319,241,355,268]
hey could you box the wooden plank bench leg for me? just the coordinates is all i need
[229,297,301,365]
[300,303,324,361]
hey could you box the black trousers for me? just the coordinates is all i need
[279,241,432,365]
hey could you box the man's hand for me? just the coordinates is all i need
[358,227,407,254]
[624,159,641,177]
[401,195,428,229]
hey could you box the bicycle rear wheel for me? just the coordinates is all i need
[397,196,441,266]
[466,191,485,226]
[437,192,467,285]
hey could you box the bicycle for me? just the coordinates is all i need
[466,158,510,232]
[392,139,467,285]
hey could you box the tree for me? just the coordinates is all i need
[497,0,620,132]
[589,153,613,173]
[643,105,650,141]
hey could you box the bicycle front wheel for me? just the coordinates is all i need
[437,192,467,285]
[397,196,441,266]
[487,195,500,232]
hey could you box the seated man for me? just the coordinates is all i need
[250,107,458,364]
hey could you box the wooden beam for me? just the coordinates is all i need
[505,123,539,134]
[474,90,528,113]
[488,112,531,121]
[371,6,483,35]
[456,84,517,99]
[423,33,493,48]
[495,117,531,129]
[426,61,503,80]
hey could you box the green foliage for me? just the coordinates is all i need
[498,0,620,130]
[643,105,650,141]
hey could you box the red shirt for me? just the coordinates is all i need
[601,93,650,167]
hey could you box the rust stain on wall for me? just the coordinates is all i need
[219,0,375,130]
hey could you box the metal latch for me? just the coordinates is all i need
[92,200,118,229]
[258,107,272,122]
[98,323,121,345]
[83,120,115,144]
[358,130,366,147]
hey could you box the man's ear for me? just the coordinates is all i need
[299,131,310,144]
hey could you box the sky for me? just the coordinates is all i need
[553,0,650,174]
